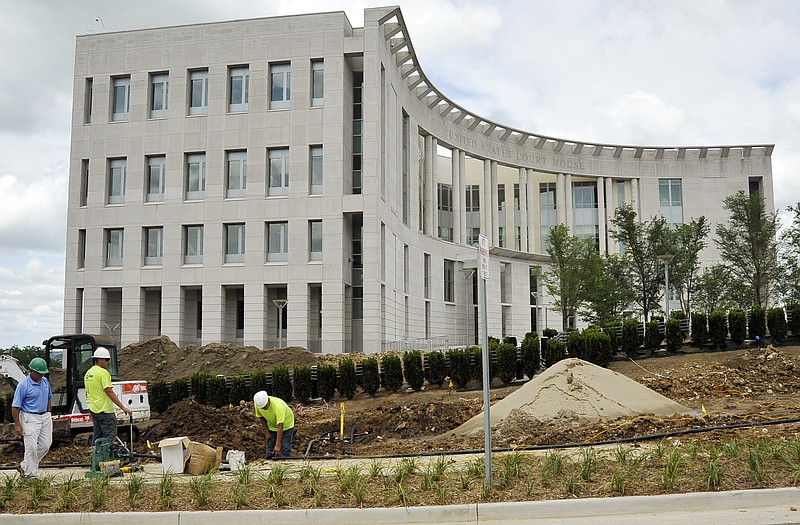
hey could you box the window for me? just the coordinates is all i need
[268,148,289,196]
[186,153,206,200]
[539,182,557,252]
[573,181,599,247]
[309,220,322,261]
[84,78,93,124]
[437,183,453,242]
[225,223,245,263]
[403,244,409,294]
[111,76,130,121]
[311,60,323,107]
[184,225,203,264]
[80,159,89,207]
[424,253,431,299]
[444,259,455,303]
[402,112,410,224]
[144,227,163,265]
[149,73,168,118]
[352,71,363,194]
[105,228,123,267]
[107,158,126,204]
[309,146,323,194]
[514,184,521,211]
[189,69,208,115]
[270,63,291,109]
[266,222,288,262]
[466,185,480,212]
[498,184,506,211]
[78,229,86,269]
[226,151,247,198]
[229,66,249,112]
[659,179,683,226]
[146,156,165,202]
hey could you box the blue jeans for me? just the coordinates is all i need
[266,427,296,458]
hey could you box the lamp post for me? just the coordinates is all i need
[459,267,475,346]
[657,254,675,318]
[273,299,288,348]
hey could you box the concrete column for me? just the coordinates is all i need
[286,280,309,349]
[518,167,528,252]
[430,137,439,237]
[597,177,607,254]
[321,280,346,354]
[202,283,223,345]
[452,148,462,245]
[424,135,434,236]
[526,169,536,253]
[161,285,181,345]
[483,159,493,244]
[605,177,617,253]
[631,178,640,219]
[82,287,103,339]
[458,150,467,245]
[243,281,265,347]
[491,161,499,247]
[121,286,143,346]
[565,173,574,233]
[556,172,566,225]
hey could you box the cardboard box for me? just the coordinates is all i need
[158,436,190,474]
[185,441,223,475]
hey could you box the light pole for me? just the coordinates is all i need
[273,299,288,348]
[657,254,674,318]
[460,267,475,346]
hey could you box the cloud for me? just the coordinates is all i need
[594,90,687,145]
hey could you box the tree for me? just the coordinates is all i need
[581,253,635,326]
[542,225,598,330]
[611,205,671,320]
[668,217,709,314]
[780,201,800,304]
[715,190,781,308]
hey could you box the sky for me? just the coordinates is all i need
[0,0,798,348]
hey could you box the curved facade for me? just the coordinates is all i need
[64,7,774,353]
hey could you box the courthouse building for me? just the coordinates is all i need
[64,6,774,353]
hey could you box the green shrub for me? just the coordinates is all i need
[361,357,380,396]
[544,338,566,368]
[749,306,767,340]
[665,318,683,353]
[149,380,171,414]
[424,351,446,388]
[0,396,4,423]
[228,375,249,405]
[566,331,586,360]
[292,365,313,404]
[208,375,228,408]
[583,329,613,367]
[788,303,800,338]
[542,328,559,339]
[402,350,425,391]
[488,337,500,353]
[336,358,357,400]
[691,313,708,346]
[729,309,747,346]
[602,322,622,353]
[3,393,10,423]
[447,348,471,389]
[469,346,486,385]
[190,371,213,404]
[250,369,269,398]
[496,343,518,384]
[520,332,540,380]
[767,308,788,342]
[380,354,404,392]
[644,321,662,350]
[271,365,293,402]
[170,378,190,406]
[708,310,728,349]
[317,364,338,402]
[621,319,640,358]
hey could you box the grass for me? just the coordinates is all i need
[3,436,800,513]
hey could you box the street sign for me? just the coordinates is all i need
[478,234,489,280]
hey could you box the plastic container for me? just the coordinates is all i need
[226,449,245,472]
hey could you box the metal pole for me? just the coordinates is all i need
[279,308,283,348]
[664,261,670,318]
[480,274,492,488]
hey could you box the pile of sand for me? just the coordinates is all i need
[450,358,692,437]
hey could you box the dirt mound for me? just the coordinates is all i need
[449,358,692,437]
[119,336,322,383]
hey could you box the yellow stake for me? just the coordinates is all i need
[340,402,345,438]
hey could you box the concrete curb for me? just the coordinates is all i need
[4,487,800,525]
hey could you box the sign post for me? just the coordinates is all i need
[478,235,492,488]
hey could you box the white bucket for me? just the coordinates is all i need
[226,450,245,472]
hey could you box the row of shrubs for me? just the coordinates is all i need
[0,393,11,423]
[148,334,547,414]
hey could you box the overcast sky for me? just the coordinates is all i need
[0,0,798,348]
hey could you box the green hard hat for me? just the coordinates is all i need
[28,357,49,375]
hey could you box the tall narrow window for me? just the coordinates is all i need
[270,63,291,109]
[184,225,204,264]
[107,158,126,204]
[189,69,208,115]
[80,159,89,207]
[444,259,455,303]
[573,181,599,247]
[149,73,169,118]
[466,184,480,246]
[186,153,206,200]
[144,227,163,265]
[310,60,323,107]
[225,223,245,263]
[309,146,323,195]
[402,112,410,224]
[659,179,683,226]
[352,71,363,194]
[268,148,289,196]
[84,78,93,124]
[424,253,431,299]
[266,222,288,262]
[403,244,409,294]
[78,229,86,269]
[540,182,557,252]
[437,183,453,242]
[111,76,130,121]
[226,151,247,198]
[146,156,165,202]
[105,228,124,267]
[229,66,249,112]
[309,220,322,261]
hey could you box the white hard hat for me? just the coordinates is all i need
[253,390,269,408]
[92,347,111,359]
